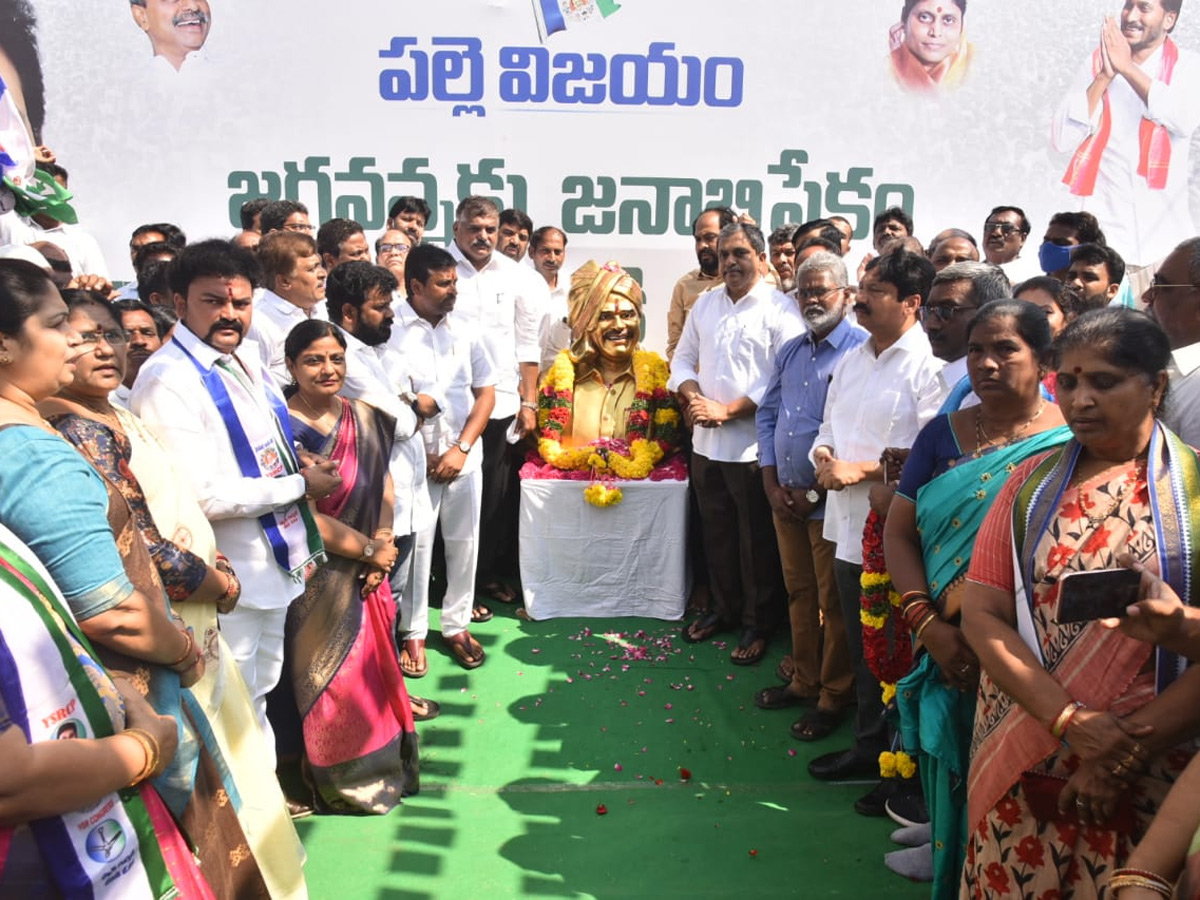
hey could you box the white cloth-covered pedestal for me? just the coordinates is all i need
[519,478,689,620]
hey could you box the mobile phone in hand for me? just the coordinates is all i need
[1056,568,1141,623]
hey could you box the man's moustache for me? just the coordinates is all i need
[207,320,243,336]
[174,11,209,25]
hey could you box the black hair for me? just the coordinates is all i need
[137,258,173,305]
[325,261,398,320]
[795,236,842,256]
[0,0,45,143]
[239,198,271,231]
[0,258,56,335]
[530,226,567,251]
[929,228,978,253]
[874,206,914,236]
[1048,211,1106,246]
[130,222,185,250]
[132,240,177,274]
[793,219,844,249]
[168,239,262,300]
[692,206,736,236]
[36,160,67,184]
[966,299,1053,364]
[259,200,310,235]
[1053,308,1171,395]
[769,224,799,247]
[455,195,499,222]
[113,297,169,338]
[1069,243,1127,288]
[388,195,433,225]
[718,221,766,255]
[500,208,533,234]
[316,217,364,261]
[62,290,119,326]
[1014,275,1087,321]
[866,248,935,302]
[986,205,1031,237]
[284,319,346,365]
[903,0,965,17]
[405,243,457,298]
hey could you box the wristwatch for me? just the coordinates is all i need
[361,539,376,559]
[400,390,420,413]
[805,488,821,504]
[456,439,472,453]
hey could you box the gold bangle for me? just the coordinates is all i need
[166,628,194,670]
[1108,873,1173,898]
[1050,700,1085,740]
[914,612,939,642]
[123,728,161,786]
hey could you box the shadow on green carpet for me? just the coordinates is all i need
[294,609,928,899]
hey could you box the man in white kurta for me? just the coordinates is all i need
[131,240,341,758]
[668,223,804,663]
[1052,2,1200,269]
[246,231,328,384]
[807,250,946,791]
[389,244,497,669]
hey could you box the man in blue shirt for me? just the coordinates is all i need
[753,252,868,744]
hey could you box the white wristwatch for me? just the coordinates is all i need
[456,439,472,453]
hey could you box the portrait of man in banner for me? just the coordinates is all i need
[128,0,212,74]
[1052,0,1200,275]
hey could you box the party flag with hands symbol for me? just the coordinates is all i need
[533,0,622,41]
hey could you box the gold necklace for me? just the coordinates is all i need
[973,401,1045,458]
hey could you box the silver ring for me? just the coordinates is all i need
[1075,798,1087,807]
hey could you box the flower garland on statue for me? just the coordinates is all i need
[537,349,681,507]
[859,507,916,780]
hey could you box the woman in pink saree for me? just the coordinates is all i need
[284,320,419,814]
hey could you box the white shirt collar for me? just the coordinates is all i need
[1173,341,1200,378]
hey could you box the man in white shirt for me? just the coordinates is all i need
[669,222,804,665]
[1145,236,1200,445]
[807,250,946,797]
[130,239,341,757]
[530,225,573,372]
[316,217,371,273]
[246,231,327,384]
[981,206,1041,286]
[323,261,437,676]
[390,245,496,670]
[924,261,1010,413]
[1052,0,1200,273]
[446,196,549,604]
[128,0,211,72]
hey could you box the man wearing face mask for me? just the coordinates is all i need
[1036,210,1107,280]
[1052,0,1200,286]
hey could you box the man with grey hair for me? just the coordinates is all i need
[1144,236,1200,445]
[670,222,803,664]
[768,224,799,294]
[753,251,868,743]
[923,260,1011,413]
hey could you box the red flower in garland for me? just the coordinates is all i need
[859,509,912,686]
[548,407,570,424]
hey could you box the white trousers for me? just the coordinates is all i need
[402,467,483,640]
[218,603,288,770]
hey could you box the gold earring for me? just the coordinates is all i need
[0,355,11,367]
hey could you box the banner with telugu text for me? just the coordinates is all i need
[29,0,1200,351]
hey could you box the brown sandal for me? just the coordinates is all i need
[400,638,428,678]
[443,631,485,670]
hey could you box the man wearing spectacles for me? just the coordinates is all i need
[922,261,1012,413]
[1052,0,1200,276]
[981,206,1039,284]
[1144,236,1200,444]
[259,200,313,237]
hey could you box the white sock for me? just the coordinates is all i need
[884,843,934,882]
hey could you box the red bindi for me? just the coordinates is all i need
[1073,366,1083,374]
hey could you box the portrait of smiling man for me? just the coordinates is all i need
[128,0,212,73]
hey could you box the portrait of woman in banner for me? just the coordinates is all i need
[889,0,974,93]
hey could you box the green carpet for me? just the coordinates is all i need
[294,607,929,899]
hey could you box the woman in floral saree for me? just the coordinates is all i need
[885,300,1070,898]
[960,309,1200,899]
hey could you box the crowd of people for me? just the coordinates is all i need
[4,6,1200,900]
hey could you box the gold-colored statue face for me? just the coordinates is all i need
[590,297,639,364]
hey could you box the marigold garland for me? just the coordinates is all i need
[537,349,681,507]
[879,751,918,780]
[859,507,914,771]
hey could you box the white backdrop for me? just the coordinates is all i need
[31,0,1200,352]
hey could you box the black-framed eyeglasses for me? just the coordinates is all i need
[920,304,978,323]
[983,221,1021,236]
[795,286,844,302]
[77,328,129,347]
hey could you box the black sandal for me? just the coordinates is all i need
[680,612,726,644]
